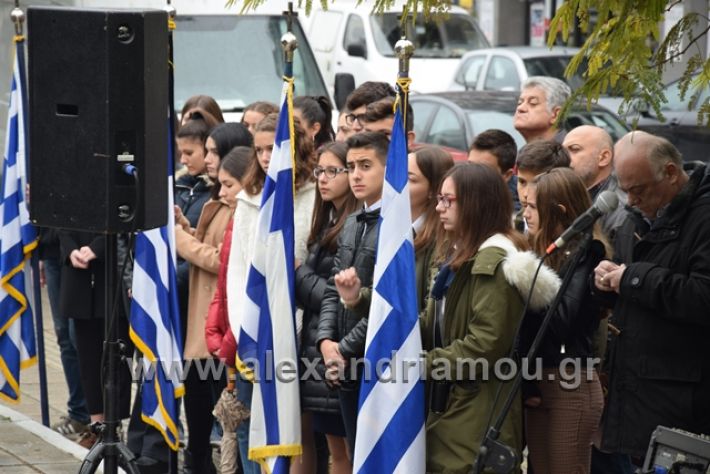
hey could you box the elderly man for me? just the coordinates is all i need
[513,76,571,143]
[594,131,710,462]
[563,125,627,240]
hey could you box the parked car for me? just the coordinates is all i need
[410,91,630,152]
[302,1,490,108]
[448,46,584,92]
[620,74,709,162]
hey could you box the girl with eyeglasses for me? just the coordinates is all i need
[225,113,317,474]
[408,146,454,312]
[292,142,359,474]
[520,167,608,474]
[421,163,560,473]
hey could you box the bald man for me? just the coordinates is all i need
[593,131,710,461]
[563,125,627,241]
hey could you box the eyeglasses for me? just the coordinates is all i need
[345,113,366,126]
[313,166,348,179]
[436,194,457,209]
[255,145,274,156]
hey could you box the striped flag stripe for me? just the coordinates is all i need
[353,101,426,473]
[0,40,37,403]
[236,79,301,473]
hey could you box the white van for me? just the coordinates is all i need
[73,0,329,119]
[302,1,489,107]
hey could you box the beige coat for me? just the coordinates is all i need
[176,199,233,359]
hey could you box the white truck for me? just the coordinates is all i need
[301,1,490,108]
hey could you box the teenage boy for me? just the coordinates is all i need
[316,131,390,459]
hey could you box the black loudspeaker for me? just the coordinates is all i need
[28,6,168,233]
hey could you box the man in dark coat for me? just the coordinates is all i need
[594,131,710,460]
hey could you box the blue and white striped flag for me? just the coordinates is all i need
[236,78,301,473]
[0,39,38,403]
[129,119,184,450]
[353,99,426,473]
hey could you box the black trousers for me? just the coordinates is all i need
[73,317,132,417]
[183,359,225,471]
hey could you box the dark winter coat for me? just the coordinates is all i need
[600,164,710,457]
[520,239,607,367]
[316,208,380,362]
[57,231,106,320]
[296,225,340,415]
[174,172,212,228]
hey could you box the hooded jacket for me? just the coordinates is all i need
[421,234,560,474]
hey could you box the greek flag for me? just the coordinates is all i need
[236,79,301,473]
[353,101,426,473]
[129,121,184,450]
[0,40,38,403]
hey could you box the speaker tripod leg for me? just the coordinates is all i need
[77,436,141,474]
[79,234,140,474]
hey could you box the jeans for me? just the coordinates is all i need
[235,375,261,474]
[43,258,90,424]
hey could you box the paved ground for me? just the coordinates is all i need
[0,288,100,473]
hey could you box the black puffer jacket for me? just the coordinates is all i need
[175,172,212,228]
[520,239,607,367]
[296,226,340,414]
[601,164,710,457]
[316,208,380,361]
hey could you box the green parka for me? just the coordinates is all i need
[421,234,561,474]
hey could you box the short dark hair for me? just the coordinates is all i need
[345,81,396,112]
[209,123,253,159]
[516,140,570,173]
[362,97,414,133]
[470,129,517,173]
[346,131,390,164]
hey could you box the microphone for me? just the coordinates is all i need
[545,190,619,254]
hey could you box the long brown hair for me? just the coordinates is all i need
[241,113,316,196]
[411,146,454,254]
[437,163,527,270]
[308,142,360,252]
[531,168,611,271]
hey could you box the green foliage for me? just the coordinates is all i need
[226,0,451,18]
[226,0,710,127]
[549,0,710,127]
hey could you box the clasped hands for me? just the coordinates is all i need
[69,246,97,269]
[594,260,626,294]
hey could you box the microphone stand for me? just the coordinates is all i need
[473,231,594,474]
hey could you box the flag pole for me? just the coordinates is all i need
[394,9,414,127]
[165,2,178,473]
[12,3,50,428]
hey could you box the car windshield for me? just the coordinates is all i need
[466,111,526,148]
[563,108,630,142]
[370,13,489,58]
[173,15,327,112]
[523,56,585,90]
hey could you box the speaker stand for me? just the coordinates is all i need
[78,233,139,474]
